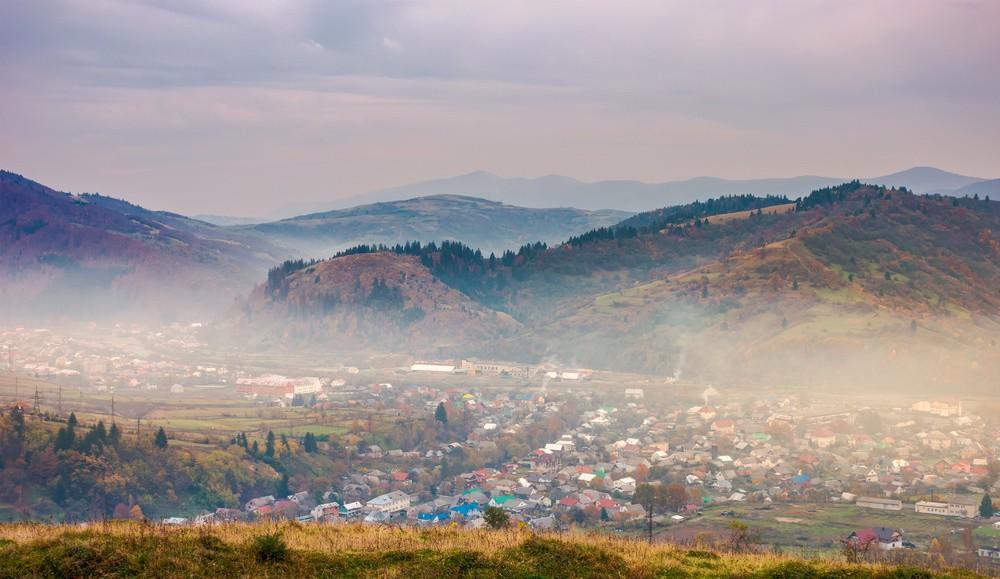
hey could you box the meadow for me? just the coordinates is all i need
[0,521,987,578]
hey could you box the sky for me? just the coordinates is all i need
[2,0,999,216]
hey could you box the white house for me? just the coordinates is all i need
[612,477,636,494]
[366,491,411,513]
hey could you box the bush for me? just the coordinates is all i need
[483,506,510,529]
[252,532,288,564]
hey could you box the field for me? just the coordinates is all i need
[660,503,989,555]
[0,521,987,578]
[0,373,391,445]
[702,203,798,225]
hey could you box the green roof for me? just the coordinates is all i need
[491,495,516,504]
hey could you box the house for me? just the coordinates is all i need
[245,495,275,512]
[366,491,411,514]
[624,389,644,399]
[311,502,340,521]
[977,546,1000,561]
[856,497,902,511]
[612,477,636,494]
[847,527,904,550]
[711,419,736,435]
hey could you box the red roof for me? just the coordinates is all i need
[392,471,409,481]
[559,497,579,507]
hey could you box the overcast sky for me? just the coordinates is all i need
[2,0,998,215]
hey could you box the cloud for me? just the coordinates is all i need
[1,0,998,215]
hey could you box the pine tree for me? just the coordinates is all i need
[981,494,995,518]
[303,432,318,453]
[109,423,121,446]
[276,472,290,498]
[154,427,168,449]
[435,402,448,425]
[265,431,276,458]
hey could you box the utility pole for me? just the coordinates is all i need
[110,394,115,425]
[32,385,41,417]
[57,386,62,417]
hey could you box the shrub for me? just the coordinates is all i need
[252,532,288,564]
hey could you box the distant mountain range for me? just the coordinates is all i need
[245,194,631,257]
[281,166,991,214]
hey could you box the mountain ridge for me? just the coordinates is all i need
[293,166,989,215]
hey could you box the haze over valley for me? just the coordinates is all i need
[1,1,998,575]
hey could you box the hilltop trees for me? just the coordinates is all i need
[0,409,281,521]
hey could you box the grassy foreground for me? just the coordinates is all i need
[0,522,984,578]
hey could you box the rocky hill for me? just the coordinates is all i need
[224,251,520,354]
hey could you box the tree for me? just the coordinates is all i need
[981,494,995,518]
[54,426,75,451]
[276,472,290,498]
[129,504,145,521]
[665,483,689,512]
[483,506,509,529]
[303,432,318,453]
[265,431,276,458]
[109,423,121,446]
[435,402,448,425]
[634,483,668,544]
[154,427,168,449]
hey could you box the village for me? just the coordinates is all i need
[1,325,998,566]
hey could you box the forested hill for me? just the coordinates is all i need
[232,183,1000,391]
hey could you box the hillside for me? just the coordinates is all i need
[0,522,983,578]
[223,251,520,355]
[247,194,630,257]
[953,179,1000,199]
[0,171,287,321]
[519,184,1000,389]
[231,183,1000,392]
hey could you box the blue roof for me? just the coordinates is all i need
[418,512,450,521]
[792,474,811,484]
[450,503,480,516]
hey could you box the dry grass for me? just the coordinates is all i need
[0,521,985,578]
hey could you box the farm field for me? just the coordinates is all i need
[659,502,989,555]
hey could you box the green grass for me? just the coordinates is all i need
[0,522,983,579]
